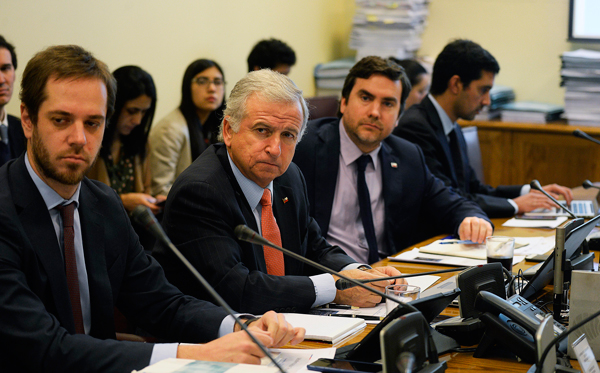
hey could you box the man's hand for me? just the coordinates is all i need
[370,266,407,285]
[458,217,493,244]
[244,310,305,347]
[176,329,272,364]
[542,184,573,205]
[333,268,393,307]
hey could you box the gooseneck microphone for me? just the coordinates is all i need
[131,207,286,373]
[573,129,600,146]
[583,179,600,190]
[234,225,442,366]
[529,179,578,219]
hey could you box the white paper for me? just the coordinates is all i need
[572,334,600,373]
[389,248,524,267]
[265,348,336,373]
[502,216,568,228]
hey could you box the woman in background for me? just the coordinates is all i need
[149,59,226,196]
[391,58,431,110]
[88,65,165,214]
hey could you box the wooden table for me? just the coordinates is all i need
[458,119,600,189]
[293,215,588,372]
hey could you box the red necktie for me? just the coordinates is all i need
[56,202,85,334]
[260,189,285,276]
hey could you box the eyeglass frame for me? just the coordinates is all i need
[193,77,225,87]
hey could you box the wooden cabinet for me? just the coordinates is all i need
[459,120,600,188]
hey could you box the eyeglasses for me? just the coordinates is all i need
[193,77,225,87]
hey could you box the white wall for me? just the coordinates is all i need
[1,0,355,121]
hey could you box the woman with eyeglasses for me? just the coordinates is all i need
[149,59,226,195]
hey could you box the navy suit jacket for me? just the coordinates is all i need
[293,117,491,258]
[0,155,228,373]
[394,96,522,218]
[154,144,356,314]
[1,114,26,166]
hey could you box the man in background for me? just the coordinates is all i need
[0,35,26,166]
[293,56,492,264]
[247,38,296,75]
[395,39,572,218]
[0,44,303,373]
[155,69,403,315]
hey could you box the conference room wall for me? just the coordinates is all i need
[420,0,600,107]
[0,0,355,121]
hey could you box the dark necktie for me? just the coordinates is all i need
[260,189,285,276]
[56,202,85,334]
[0,124,10,166]
[356,155,379,264]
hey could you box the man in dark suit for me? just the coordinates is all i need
[0,35,26,165]
[293,56,492,264]
[394,39,572,218]
[155,69,403,315]
[0,45,303,373]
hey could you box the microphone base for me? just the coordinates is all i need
[412,361,447,373]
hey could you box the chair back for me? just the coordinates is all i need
[462,126,485,183]
[305,96,339,120]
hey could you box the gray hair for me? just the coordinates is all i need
[218,69,308,142]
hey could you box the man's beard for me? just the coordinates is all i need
[31,127,96,186]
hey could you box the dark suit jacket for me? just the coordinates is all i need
[1,114,26,165]
[0,155,228,373]
[394,96,522,218]
[154,144,356,314]
[293,117,491,257]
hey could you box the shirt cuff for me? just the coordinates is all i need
[508,198,519,215]
[310,273,337,308]
[521,184,531,196]
[219,314,254,336]
[149,343,179,366]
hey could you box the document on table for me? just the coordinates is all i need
[502,216,568,228]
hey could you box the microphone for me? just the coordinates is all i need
[529,179,577,219]
[335,267,467,291]
[131,207,287,373]
[397,351,416,373]
[573,129,600,146]
[583,180,600,190]
[234,225,441,366]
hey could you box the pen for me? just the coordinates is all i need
[439,240,478,245]
[329,313,383,321]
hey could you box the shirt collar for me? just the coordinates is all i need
[0,111,7,126]
[227,151,274,210]
[339,119,381,169]
[429,94,455,136]
[25,151,81,211]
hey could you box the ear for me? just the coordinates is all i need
[339,97,348,116]
[448,75,463,95]
[252,66,260,72]
[222,116,234,147]
[20,103,34,140]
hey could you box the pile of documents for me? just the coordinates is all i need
[561,49,600,126]
[313,58,356,96]
[349,0,430,60]
[474,85,515,120]
[500,101,564,123]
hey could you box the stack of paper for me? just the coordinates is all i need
[282,313,366,344]
[313,58,356,95]
[500,101,564,123]
[349,0,429,60]
[561,49,600,126]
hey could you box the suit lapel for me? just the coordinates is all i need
[78,181,113,338]
[10,156,76,332]
[272,181,301,274]
[423,97,460,187]
[314,123,340,235]
[215,145,266,270]
[379,143,402,252]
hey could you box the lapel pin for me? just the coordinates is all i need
[282,197,289,204]
[390,162,398,168]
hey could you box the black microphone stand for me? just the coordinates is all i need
[131,207,287,373]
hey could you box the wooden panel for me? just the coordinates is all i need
[460,120,600,188]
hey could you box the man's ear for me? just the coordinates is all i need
[20,103,34,140]
[339,97,348,116]
[448,75,463,95]
[222,116,233,147]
